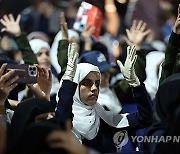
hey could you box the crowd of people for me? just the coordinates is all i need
[0,0,180,154]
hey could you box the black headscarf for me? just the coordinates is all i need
[143,73,180,154]
[7,98,55,154]
[152,73,180,154]
[154,73,180,125]
[15,118,67,154]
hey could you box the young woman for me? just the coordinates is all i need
[56,45,153,153]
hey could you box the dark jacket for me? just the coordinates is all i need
[56,83,152,153]
[159,31,180,84]
[14,32,38,65]
[143,73,180,154]
[7,80,77,154]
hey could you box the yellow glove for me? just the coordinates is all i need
[62,43,79,81]
[117,45,140,87]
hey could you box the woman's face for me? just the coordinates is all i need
[79,71,100,106]
[36,48,51,69]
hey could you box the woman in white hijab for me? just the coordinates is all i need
[67,46,153,153]
[29,39,60,98]
[50,29,79,74]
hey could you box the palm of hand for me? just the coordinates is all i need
[81,25,94,40]
[81,31,93,42]
[117,45,140,87]
[128,30,144,45]
[81,31,91,39]
[122,58,135,80]
[122,59,139,87]
[5,22,20,36]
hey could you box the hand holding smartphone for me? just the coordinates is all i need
[4,64,37,84]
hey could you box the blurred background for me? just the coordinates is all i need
[0,0,179,43]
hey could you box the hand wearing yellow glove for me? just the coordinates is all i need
[117,45,140,87]
[62,43,79,81]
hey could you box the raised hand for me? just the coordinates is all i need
[81,24,95,41]
[62,43,79,81]
[125,20,151,50]
[172,4,180,35]
[117,45,140,87]
[28,65,52,101]
[0,64,18,104]
[0,14,21,37]
[81,24,95,51]
[60,12,69,40]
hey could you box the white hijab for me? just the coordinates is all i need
[29,39,60,96]
[50,29,79,74]
[72,63,129,140]
[29,39,50,54]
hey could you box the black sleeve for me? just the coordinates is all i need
[143,122,165,154]
[168,31,180,48]
[55,80,77,123]
[153,106,180,154]
[159,31,180,84]
[127,83,153,130]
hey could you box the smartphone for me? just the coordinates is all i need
[4,64,37,84]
